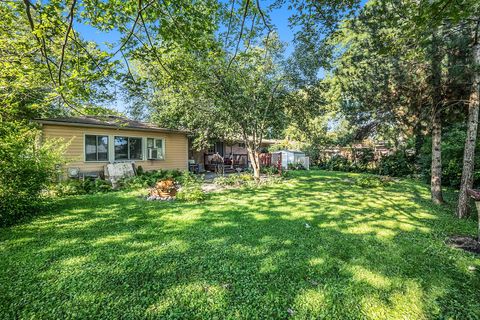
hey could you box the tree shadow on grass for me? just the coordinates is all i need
[0,171,479,319]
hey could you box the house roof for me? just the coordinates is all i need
[261,138,282,145]
[272,150,305,154]
[34,115,189,134]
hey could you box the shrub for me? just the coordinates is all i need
[176,171,206,202]
[315,147,416,178]
[176,186,206,202]
[353,148,375,172]
[54,169,185,195]
[323,154,351,171]
[0,122,66,227]
[377,150,414,177]
[287,162,305,170]
[50,180,83,196]
[213,172,285,189]
[83,178,113,194]
[260,166,280,175]
[420,124,480,188]
[213,175,237,186]
[239,173,254,182]
[118,169,183,190]
[177,171,203,187]
[280,170,291,178]
[117,175,145,190]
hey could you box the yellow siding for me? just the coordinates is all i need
[41,124,188,173]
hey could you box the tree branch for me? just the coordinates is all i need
[138,3,175,79]
[121,49,136,84]
[58,0,77,86]
[244,12,257,53]
[255,0,272,33]
[101,0,156,64]
[224,0,236,46]
[228,0,250,69]
[22,0,56,85]
[22,0,88,114]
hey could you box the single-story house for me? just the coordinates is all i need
[35,115,189,177]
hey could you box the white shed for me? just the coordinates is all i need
[271,150,309,170]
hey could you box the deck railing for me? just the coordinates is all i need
[204,153,275,172]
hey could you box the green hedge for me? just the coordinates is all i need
[314,149,415,178]
[0,122,65,227]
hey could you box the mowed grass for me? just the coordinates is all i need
[1,170,479,319]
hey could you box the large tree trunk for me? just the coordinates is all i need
[430,31,444,204]
[247,145,261,180]
[456,34,480,218]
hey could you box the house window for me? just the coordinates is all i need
[238,143,246,148]
[147,138,164,160]
[85,135,108,161]
[129,137,143,160]
[115,136,143,160]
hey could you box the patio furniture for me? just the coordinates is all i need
[189,163,200,174]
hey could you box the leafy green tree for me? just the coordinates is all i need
[132,35,287,179]
[0,121,66,226]
[405,0,480,210]
[115,0,288,179]
[456,15,480,217]
[290,0,479,208]
[1,1,117,119]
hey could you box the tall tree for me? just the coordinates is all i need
[131,36,287,179]
[296,0,478,206]
[329,2,431,146]
[119,0,288,179]
[457,19,480,217]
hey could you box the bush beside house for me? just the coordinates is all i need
[0,123,65,227]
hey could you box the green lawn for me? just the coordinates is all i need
[1,171,479,319]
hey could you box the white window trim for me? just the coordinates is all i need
[146,137,165,160]
[108,134,115,162]
[83,133,166,163]
[114,135,145,161]
[83,133,110,163]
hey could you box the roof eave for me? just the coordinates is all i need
[34,119,189,134]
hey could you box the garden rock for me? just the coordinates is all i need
[146,195,175,201]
